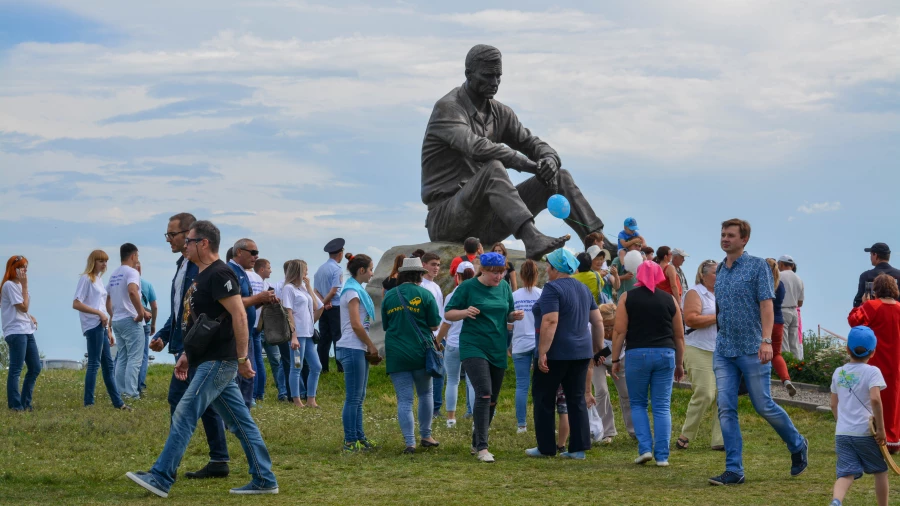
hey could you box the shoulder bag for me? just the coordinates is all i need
[184,312,230,361]
[395,286,444,378]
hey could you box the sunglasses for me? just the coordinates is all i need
[15,256,23,262]
[185,237,206,245]
[240,248,260,257]
[164,230,189,240]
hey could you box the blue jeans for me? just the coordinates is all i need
[112,319,144,398]
[390,369,434,446]
[5,334,41,410]
[290,337,322,399]
[149,360,276,492]
[442,345,475,415]
[336,347,369,443]
[139,324,150,392]
[714,352,805,474]
[84,324,123,408]
[512,349,536,427]
[251,329,266,400]
[262,339,287,399]
[167,353,229,463]
[433,374,444,414]
[625,347,675,462]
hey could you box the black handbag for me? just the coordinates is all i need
[395,287,444,379]
[312,329,321,345]
[183,312,229,361]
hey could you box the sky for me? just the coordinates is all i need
[1,0,898,363]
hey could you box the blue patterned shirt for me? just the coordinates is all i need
[714,252,775,357]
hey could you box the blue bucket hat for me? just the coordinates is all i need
[848,326,877,357]
[480,252,506,268]
[546,248,579,275]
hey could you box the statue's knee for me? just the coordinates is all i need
[558,168,573,183]
[483,160,510,178]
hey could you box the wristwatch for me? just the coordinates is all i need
[238,356,250,364]
[761,338,773,345]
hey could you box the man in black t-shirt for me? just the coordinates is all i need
[127,221,278,498]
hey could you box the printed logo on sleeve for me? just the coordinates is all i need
[225,280,233,291]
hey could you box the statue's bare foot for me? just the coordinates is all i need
[524,233,571,260]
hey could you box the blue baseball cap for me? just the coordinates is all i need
[847,326,877,357]
[624,217,639,231]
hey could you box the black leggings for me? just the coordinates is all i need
[462,357,505,451]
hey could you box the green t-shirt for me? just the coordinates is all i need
[572,271,603,304]
[612,257,636,296]
[445,277,515,369]
[381,284,441,374]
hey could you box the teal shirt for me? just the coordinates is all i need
[445,277,515,369]
[381,284,441,374]
[612,257,635,296]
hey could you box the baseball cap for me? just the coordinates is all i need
[672,248,689,258]
[624,217,639,231]
[456,261,475,274]
[778,255,795,264]
[586,245,604,260]
[864,243,891,255]
[847,326,877,357]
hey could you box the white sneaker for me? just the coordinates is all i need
[446,419,457,429]
[477,451,495,463]
[517,426,527,434]
[634,452,653,465]
[656,460,669,467]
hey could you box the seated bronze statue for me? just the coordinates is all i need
[421,44,604,259]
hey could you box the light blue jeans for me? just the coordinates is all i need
[625,347,675,462]
[714,352,804,474]
[443,345,474,415]
[336,347,369,443]
[389,368,434,447]
[149,360,277,492]
[290,337,322,399]
[112,319,144,399]
[512,349,536,427]
[263,339,287,399]
[139,324,151,392]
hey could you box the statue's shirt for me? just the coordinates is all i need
[421,84,560,208]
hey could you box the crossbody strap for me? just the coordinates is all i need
[395,286,435,351]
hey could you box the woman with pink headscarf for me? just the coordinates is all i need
[611,261,685,467]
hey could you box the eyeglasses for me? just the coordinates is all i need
[164,230,189,240]
[240,248,259,257]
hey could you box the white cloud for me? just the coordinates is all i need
[797,201,842,214]
[436,9,611,32]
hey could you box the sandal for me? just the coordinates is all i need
[675,436,690,450]
[711,445,725,451]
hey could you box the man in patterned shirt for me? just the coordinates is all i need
[708,218,808,486]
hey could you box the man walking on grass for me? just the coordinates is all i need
[708,218,808,486]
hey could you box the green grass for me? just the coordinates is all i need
[0,361,893,505]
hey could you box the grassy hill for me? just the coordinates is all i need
[0,361,889,505]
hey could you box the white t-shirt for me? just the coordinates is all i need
[442,288,464,348]
[831,363,887,436]
[173,256,188,317]
[421,278,444,336]
[337,289,370,351]
[282,283,321,337]
[1,280,36,336]
[247,270,266,322]
[272,280,284,300]
[780,270,805,308]
[106,265,141,322]
[511,287,542,354]
[683,284,717,352]
[74,274,109,334]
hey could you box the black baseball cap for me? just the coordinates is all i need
[324,238,345,254]
[864,243,891,255]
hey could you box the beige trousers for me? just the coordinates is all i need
[592,362,634,438]
[680,345,723,447]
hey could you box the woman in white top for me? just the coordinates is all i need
[335,253,379,452]
[2,255,41,411]
[282,260,325,408]
[436,261,477,428]
[510,259,542,433]
[676,260,724,451]
[72,250,129,410]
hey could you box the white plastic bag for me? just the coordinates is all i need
[588,405,604,443]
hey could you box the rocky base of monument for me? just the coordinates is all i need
[365,242,551,354]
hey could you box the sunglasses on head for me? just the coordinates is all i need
[15,256,23,262]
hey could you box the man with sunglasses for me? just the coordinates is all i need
[229,238,278,406]
[149,213,231,480]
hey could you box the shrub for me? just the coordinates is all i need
[781,333,849,387]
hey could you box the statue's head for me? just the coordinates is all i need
[465,44,502,100]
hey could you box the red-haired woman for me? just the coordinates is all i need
[73,250,129,410]
[848,273,900,453]
[2,255,41,411]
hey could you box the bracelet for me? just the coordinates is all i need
[612,359,621,363]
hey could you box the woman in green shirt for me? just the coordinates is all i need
[381,257,442,454]
[445,252,524,463]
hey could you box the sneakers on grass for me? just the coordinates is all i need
[446,419,457,429]
[559,451,585,460]
[708,471,745,486]
[230,482,279,495]
[476,450,495,463]
[790,437,809,476]
[126,471,169,498]
[525,447,550,458]
[634,452,653,465]
[516,426,527,434]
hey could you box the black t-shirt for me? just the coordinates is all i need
[623,286,677,350]
[184,259,241,364]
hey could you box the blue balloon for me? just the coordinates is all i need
[547,194,571,219]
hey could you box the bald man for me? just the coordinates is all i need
[421,44,604,260]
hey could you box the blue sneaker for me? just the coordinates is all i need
[230,482,279,495]
[708,471,745,486]
[525,447,551,458]
[791,436,809,476]
[559,451,586,460]
[126,471,169,498]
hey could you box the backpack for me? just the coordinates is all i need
[259,304,293,345]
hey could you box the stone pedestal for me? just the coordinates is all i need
[366,241,551,353]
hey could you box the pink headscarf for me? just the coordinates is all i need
[634,260,666,293]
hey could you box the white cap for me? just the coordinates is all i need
[778,255,795,264]
[456,261,475,274]
[672,248,689,258]
[586,245,605,260]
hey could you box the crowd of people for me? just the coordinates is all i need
[3,214,899,505]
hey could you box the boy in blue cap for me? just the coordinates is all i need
[616,217,643,263]
[829,325,890,506]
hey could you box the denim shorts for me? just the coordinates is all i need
[835,435,888,479]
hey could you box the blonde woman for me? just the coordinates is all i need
[72,250,129,410]
[282,260,325,408]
